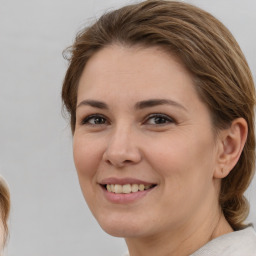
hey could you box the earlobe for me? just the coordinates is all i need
[214,118,248,179]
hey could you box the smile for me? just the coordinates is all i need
[105,184,155,194]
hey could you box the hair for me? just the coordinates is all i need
[62,0,255,230]
[0,176,10,248]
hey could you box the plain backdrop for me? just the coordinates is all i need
[0,0,255,255]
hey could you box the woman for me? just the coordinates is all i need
[62,0,256,255]
[0,176,10,254]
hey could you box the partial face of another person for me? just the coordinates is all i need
[73,45,223,238]
[0,218,5,251]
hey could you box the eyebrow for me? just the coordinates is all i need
[76,100,108,109]
[135,99,187,111]
[76,98,187,111]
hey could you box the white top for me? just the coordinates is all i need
[191,226,256,256]
[123,227,256,256]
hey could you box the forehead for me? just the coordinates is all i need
[77,44,199,102]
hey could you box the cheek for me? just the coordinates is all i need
[145,130,216,185]
[73,135,103,181]
[143,133,217,223]
[73,134,106,212]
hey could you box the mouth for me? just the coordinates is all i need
[102,183,157,194]
[99,177,158,203]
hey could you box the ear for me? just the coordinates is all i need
[214,118,248,179]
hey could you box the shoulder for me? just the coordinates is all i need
[191,227,256,256]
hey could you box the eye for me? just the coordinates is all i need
[144,114,175,125]
[81,114,108,126]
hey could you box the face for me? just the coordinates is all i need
[73,45,221,238]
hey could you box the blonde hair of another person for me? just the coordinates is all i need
[0,176,10,253]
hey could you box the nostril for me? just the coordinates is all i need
[124,160,133,164]
[105,158,133,168]
[106,160,112,165]
[103,145,142,167]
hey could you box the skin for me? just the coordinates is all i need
[73,45,247,256]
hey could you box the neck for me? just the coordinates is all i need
[125,208,233,256]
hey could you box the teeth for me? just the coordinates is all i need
[139,184,145,191]
[105,184,154,194]
[123,184,132,193]
[114,184,122,193]
[131,184,139,192]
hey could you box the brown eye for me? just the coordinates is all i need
[145,114,175,125]
[82,115,108,125]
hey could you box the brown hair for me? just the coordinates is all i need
[0,176,10,248]
[62,0,255,230]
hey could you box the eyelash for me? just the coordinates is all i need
[81,114,109,126]
[80,113,175,126]
[144,113,175,125]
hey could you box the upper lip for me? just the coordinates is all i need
[99,177,157,186]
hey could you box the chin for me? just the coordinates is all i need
[95,211,149,238]
[101,223,146,238]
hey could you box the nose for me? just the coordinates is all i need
[102,125,142,168]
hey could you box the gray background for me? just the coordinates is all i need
[0,0,255,255]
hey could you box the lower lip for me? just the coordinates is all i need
[101,186,155,204]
